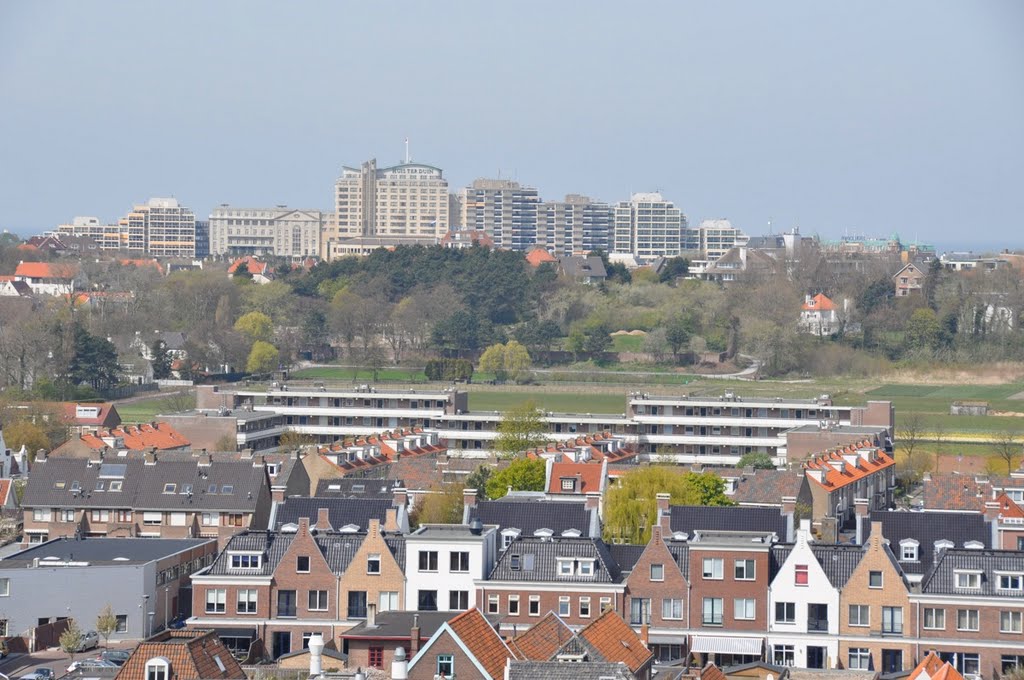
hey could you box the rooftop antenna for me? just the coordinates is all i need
[404,137,410,164]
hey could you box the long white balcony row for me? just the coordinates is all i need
[637,434,786,448]
[251,405,443,419]
[632,415,850,429]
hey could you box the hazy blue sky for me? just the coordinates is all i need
[2,1,1022,250]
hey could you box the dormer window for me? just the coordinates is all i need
[229,553,262,570]
[999,573,1024,591]
[510,554,521,571]
[556,557,596,577]
[561,478,576,492]
[955,571,982,589]
[900,539,920,562]
[146,657,170,680]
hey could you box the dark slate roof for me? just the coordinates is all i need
[669,505,787,537]
[274,497,394,531]
[204,530,369,576]
[730,470,806,506]
[869,510,989,576]
[608,544,646,575]
[489,537,622,583]
[508,661,634,680]
[22,457,268,512]
[666,543,691,580]
[341,611,500,640]
[0,537,211,567]
[770,543,866,587]
[469,499,595,537]
[314,478,399,498]
[922,548,1024,597]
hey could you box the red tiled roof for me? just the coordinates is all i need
[908,651,964,680]
[79,422,190,451]
[0,479,12,506]
[802,293,836,311]
[701,663,729,680]
[114,629,245,680]
[577,608,653,674]
[120,258,165,274]
[548,461,604,494]
[0,275,13,282]
[228,256,269,276]
[14,261,77,279]
[510,612,575,661]
[525,248,557,266]
[446,608,515,679]
[803,441,894,490]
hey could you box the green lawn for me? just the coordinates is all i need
[611,334,646,352]
[116,393,196,423]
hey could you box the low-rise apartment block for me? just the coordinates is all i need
[208,206,323,258]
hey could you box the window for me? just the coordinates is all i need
[1002,655,1024,673]
[703,597,723,625]
[162,483,176,494]
[578,560,594,576]
[146,659,169,680]
[450,551,470,572]
[658,598,681,620]
[923,607,945,630]
[882,606,903,635]
[558,560,573,576]
[368,647,384,669]
[793,563,810,585]
[849,648,872,670]
[849,604,870,627]
[650,563,664,581]
[236,589,257,614]
[600,597,612,613]
[735,559,755,580]
[702,558,723,580]
[0,578,8,597]
[436,654,454,678]
[509,554,521,570]
[115,615,127,633]
[379,591,399,612]
[109,481,123,492]
[201,512,218,526]
[206,589,226,613]
[277,590,297,617]
[417,590,437,611]
[116,510,131,522]
[956,571,981,589]
[230,554,261,570]
[1002,611,1023,633]
[508,595,520,615]
[1000,574,1024,591]
[90,510,109,523]
[296,556,310,573]
[367,553,381,575]
[579,597,591,618]
[775,602,796,624]
[869,571,883,588]
[529,595,540,616]
[558,596,571,617]
[957,608,980,631]
[309,590,329,612]
[32,508,51,522]
[900,540,919,562]
[418,551,438,572]
[958,654,980,676]
[774,645,795,666]
[449,591,469,610]
[734,598,756,620]
[631,598,651,625]
[487,594,500,614]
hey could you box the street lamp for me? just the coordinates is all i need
[164,586,171,630]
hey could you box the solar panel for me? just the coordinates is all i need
[98,463,127,479]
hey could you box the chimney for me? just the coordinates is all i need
[854,498,870,545]
[985,501,1002,548]
[308,633,324,677]
[36,449,48,462]
[384,507,399,533]
[650,524,664,545]
[198,452,213,467]
[781,496,796,543]
[144,450,157,466]
[867,520,884,549]
[391,647,408,680]
[409,614,421,654]
[315,508,332,531]
[298,517,310,537]
[462,488,478,525]
[367,602,377,628]
[656,493,671,531]
[393,487,408,509]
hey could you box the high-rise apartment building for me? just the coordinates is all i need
[119,198,196,258]
[208,206,323,258]
[327,159,449,244]
[459,179,540,251]
[613,192,686,260]
[536,194,614,255]
[53,216,123,250]
[194,220,210,259]
[696,219,748,262]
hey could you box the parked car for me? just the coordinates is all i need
[19,669,55,680]
[67,659,117,673]
[99,650,131,666]
[74,630,100,652]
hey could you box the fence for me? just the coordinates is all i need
[101,383,159,400]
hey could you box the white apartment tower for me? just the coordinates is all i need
[330,158,449,241]
[119,198,196,257]
[459,179,540,251]
[208,206,323,258]
[536,194,615,255]
[52,216,124,250]
[613,192,686,260]
[697,219,748,262]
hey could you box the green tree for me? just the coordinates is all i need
[664,315,694,360]
[411,484,465,526]
[246,340,279,374]
[150,339,171,379]
[906,307,941,351]
[96,604,117,649]
[232,265,253,281]
[479,343,508,381]
[67,325,120,391]
[279,430,316,449]
[486,458,547,499]
[737,452,775,470]
[234,311,274,343]
[59,619,84,663]
[1,420,51,456]
[993,429,1021,476]
[658,256,690,284]
[858,277,895,316]
[493,401,548,458]
[479,341,532,383]
[465,465,494,501]
[604,467,732,544]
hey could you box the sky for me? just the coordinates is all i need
[1,1,1022,251]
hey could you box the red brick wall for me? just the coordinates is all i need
[407,629,487,680]
[688,548,771,631]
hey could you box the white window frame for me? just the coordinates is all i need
[735,559,756,580]
[650,563,664,581]
[378,591,399,612]
[146,658,170,680]
[734,598,756,620]
[1002,610,1023,634]
[955,571,982,589]
[236,589,257,614]
[702,558,723,580]
[487,594,500,615]
[958,608,980,632]
[579,596,591,618]
[849,604,870,627]
[558,596,571,617]
[205,589,226,614]
[923,607,945,630]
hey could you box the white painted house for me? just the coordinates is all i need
[404,523,497,613]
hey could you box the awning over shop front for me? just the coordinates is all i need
[690,635,763,656]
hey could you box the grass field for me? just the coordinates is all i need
[116,393,195,423]
[611,334,645,352]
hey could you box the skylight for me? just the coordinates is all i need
[98,464,127,479]
[221,485,233,494]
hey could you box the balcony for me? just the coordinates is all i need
[807,619,829,633]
